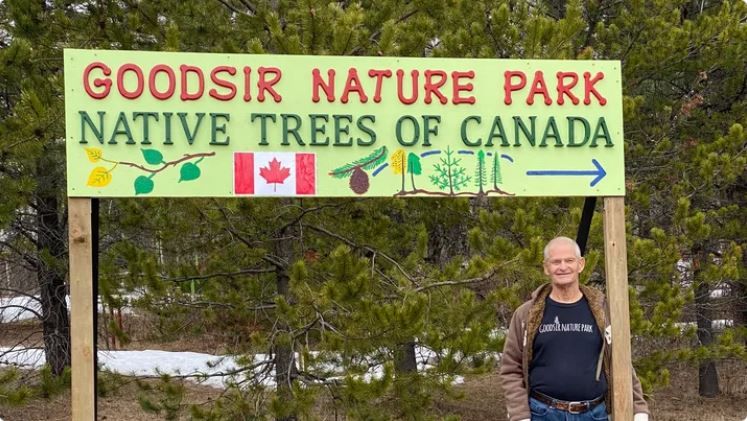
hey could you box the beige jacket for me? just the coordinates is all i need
[499,283,650,421]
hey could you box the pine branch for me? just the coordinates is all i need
[350,9,419,54]
[161,268,274,283]
[329,146,388,178]
[414,259,518,293]
[305,224,415,285]
[278,203,345,232]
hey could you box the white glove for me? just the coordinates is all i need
[634,413,649,421]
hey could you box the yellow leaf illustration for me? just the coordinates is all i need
[85,147,103,163]
[390,149,405,175]
[86,167,112,188]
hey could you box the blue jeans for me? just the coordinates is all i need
[529,397,609,421]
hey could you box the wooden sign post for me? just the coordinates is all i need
[68,198,95,420]
[65,49,633,420]
[604,196,634,419]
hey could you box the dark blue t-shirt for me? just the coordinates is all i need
[529,295,608,401]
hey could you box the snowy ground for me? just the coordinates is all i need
[0,294,136,323]
[0,346,465,389]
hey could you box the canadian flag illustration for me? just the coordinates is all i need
[234,152,316,196]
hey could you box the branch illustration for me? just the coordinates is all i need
[114,152,216,174]
[328,146,388,178]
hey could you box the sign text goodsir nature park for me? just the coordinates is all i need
[65,50,624,198]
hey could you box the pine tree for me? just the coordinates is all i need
[429,147,471,195]
[474,150,487,194]
[406,152,422,192]
[491,152,503,189]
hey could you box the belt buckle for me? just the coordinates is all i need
[567,401,587,414]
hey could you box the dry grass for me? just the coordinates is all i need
[0,361,744,420]
[1,319,746,420]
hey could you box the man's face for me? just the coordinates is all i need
[543,242,585,288]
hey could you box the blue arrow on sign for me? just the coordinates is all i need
[526,159,607,187]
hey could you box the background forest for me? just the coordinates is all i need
[0,0,745,420]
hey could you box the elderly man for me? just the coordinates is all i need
[500,236,650,421]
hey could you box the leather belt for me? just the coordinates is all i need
[530,390,604,414]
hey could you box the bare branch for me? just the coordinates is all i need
[0,304,42,321]
[0,287,42,303]
[305,224,415,285]
[162,267,274,283]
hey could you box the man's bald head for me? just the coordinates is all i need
[543,236,582,261]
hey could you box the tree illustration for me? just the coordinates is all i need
[406,152,422,191]
[474,150,487,194]
[391,148,407,192]
[428,146,471,195]
[491,152,503,189]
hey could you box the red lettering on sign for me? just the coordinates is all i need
[180,65,204,101]
[83,62,112,99]
[527,71,552,105]
[312,68,335,103]
[397,69,419,105]
[504,71,526,105]
[209,66,237,101]
[243,67,252,101]
[583,71,607,105]
[368,69,392,103]
[117,64,144,99]
[452,70,475,105]
[341,68,368,103]
[148,65,176,100]
[424,70,448,105]
[556,72,580,105]
[258,67,282,103]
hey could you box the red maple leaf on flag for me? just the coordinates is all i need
[259,158,291,191]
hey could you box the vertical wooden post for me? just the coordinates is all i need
[68,198,95,420]
[603,197,633,420]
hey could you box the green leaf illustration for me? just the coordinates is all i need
[141,149,164,165]
[407,152,422,175]
[134,175,154,195]
[179,162,201,182]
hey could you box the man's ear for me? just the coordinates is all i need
[543,262,550,276]
[578,257,586,273]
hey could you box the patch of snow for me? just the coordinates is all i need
[0,294,136,323]
[0,346,474,389]
[0,295,47,323]
[100,350,247,388]
[674,319,735,331]
[710,286,730,298]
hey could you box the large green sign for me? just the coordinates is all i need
[64,49,624,198]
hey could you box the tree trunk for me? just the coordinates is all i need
[739,251,747,346]
[695,279,719,397]
[739,280,747,346]
[394,341,417,374]
[36,188,71,376]
[273,223,297,421]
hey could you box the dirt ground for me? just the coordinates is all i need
[1,362,745,420]
[1,321,746,420]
